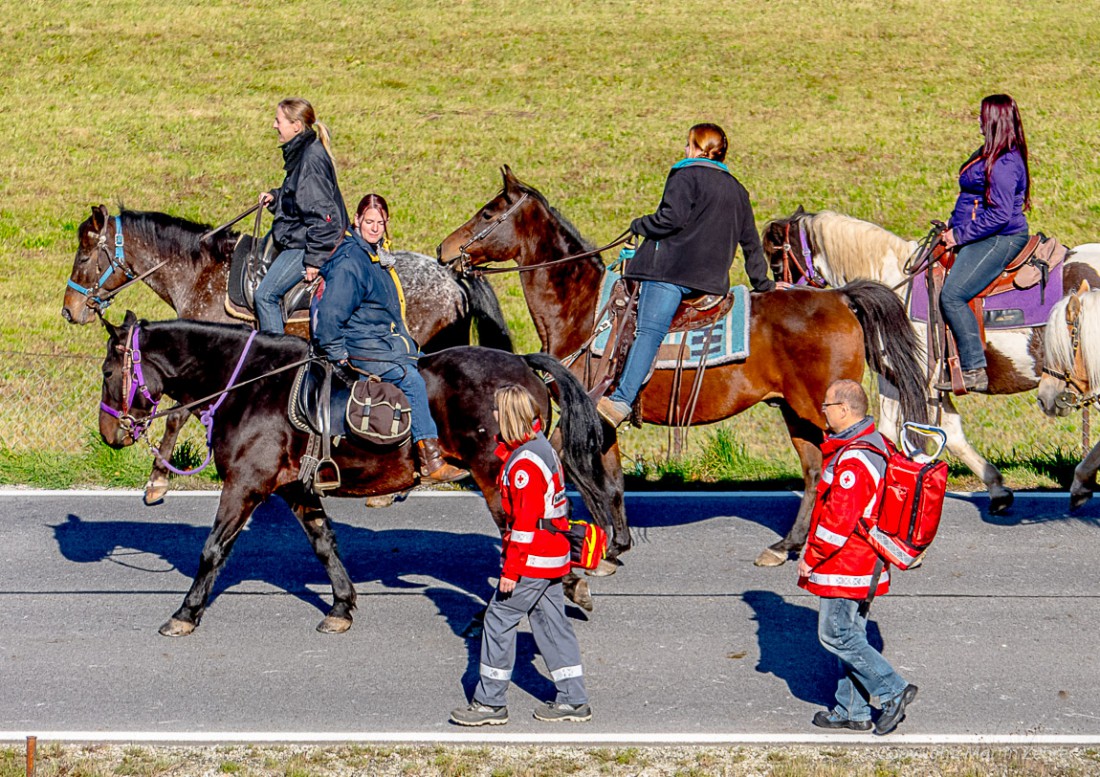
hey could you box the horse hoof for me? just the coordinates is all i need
[754,547,788,567]
[569,578,594,612]
[364,494,396,509]
[317,616,353,634]
[1070,490,1093,513]
[143,479,169,506]
[989,490,1014,515]
[586,558,620,578]
[159,618,195,637]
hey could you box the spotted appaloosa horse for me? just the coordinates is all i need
[763,206,1100,514]
[98,312,617,635]
[438,167,929,567]
[66,204,512,504]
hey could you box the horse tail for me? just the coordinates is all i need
[458,273,514,352]
[839,279,929,426]
[523,352,614,532]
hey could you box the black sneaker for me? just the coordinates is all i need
[532,701,592,722]
[875,684,918,735]
[812,709,872,731]
[450,702,508,726]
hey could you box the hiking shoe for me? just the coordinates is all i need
[875,684,918,735]
[934,368,988,393]
[450,702,508,726]
[532,701,592,722]
[596,397,631,427]
[812,709,872,731]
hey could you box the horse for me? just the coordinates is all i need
[1037,281,1100,510]
[437,167,929,567]
[97,312,618,635]
[65,204,513,505]
[762,206,1100,514]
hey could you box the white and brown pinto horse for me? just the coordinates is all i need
[1037,282,1100,510]
[762,207,1100,514]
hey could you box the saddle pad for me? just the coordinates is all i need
[592,269,751,367]
[908,267,1064,329]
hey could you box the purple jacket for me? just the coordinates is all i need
[949,148,1028,245]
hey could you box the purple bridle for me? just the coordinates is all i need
[780,220,827,288]
[100,324,257,475]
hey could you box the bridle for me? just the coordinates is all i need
[1041,300,1098,410]
[67,215,168,312]
[445,192,529,274]
[779,220,827,288]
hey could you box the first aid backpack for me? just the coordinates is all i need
[847,423,949,570]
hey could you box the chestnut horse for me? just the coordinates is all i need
[438,168,928,566]
[98,312,616,635]
[65,205,512,504]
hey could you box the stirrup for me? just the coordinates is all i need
[313,458,341,493]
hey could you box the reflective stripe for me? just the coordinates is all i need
[822,469,834,484]
[509,530,535,544]
[808,570,890,588]
[504,449,568,519]
[526,552,571,569]
[550,664,583,681]
[480,664,512,681]
[814,524,849,547]
[867,525,919,565]
[838,450,884,484]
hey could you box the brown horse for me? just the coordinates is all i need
[438,167,928,566]
[64,205,512,504]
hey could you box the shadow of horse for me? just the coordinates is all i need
[619,495,801,548]
[742,589,886,708]
[971,493,1100,528]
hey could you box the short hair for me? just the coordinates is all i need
[828,379,868,416]
[494,385,541,445]
[688,123,728,162]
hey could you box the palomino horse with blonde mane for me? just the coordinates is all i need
[1037,281,1100,510]
[438,167,929,567]
[763,207,1100,514]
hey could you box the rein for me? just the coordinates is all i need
[66,214,170,312]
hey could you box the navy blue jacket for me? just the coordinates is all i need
[949,148,1029,245]
[311,232,419,365]
[627,158,774,295]
[268,129,349,269]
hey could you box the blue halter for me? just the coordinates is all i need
[67,215,134,310]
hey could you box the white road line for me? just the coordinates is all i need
[0,489,1076,499]
[3,731,1100,745]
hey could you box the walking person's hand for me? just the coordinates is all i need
[499,576,516,593]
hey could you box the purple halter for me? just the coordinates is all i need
[100,325,257,476]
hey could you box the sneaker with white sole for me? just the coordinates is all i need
[450,702,508,726]
[532,701,592,722]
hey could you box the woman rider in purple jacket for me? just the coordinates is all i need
[937,94,1031,393]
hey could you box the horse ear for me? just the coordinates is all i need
[122,310,138,327]
[92,204,108,232]
[501,165,519,198]
[794,204,805,216]
[101,314,119,339]
[1067,292,1083,324]
[1077,279,1092,296]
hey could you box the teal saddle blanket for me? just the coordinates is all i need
[591,269,751,368]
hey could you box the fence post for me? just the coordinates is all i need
[26,735,36,777]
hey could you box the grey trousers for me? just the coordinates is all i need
[473,575,588,707]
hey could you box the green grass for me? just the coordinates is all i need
[2,0,1099,488]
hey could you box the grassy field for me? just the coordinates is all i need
[2,0,1099,487]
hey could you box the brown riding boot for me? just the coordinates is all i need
[416,438,470,484]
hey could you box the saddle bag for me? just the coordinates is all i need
[1011,234,1068,292]
[345,377,412,445]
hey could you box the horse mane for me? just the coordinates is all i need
[509,178,595,253]
[120,207,232,264]
[805,210,916,283]
[1046,291,1100,391]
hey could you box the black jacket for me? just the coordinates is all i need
[268,129,349,269]
[627,159,774,295]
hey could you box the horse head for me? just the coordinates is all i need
[1038,280,1094,417]
[761,205,811,284]
[63,204,116,324]
[99,310,163,448]
[436,165,539,272]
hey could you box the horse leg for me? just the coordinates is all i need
[159,483,263,637]
[755,409,823,567]
[283,485,357,633]
[937,394,1013,514]
[144,409,188,505]
[1070,441,1100,511]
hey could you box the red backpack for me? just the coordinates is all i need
[845,423,949,571]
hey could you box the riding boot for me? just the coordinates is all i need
[934,367,988,393]
[416,438,470,484]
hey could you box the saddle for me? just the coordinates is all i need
[971,233,1068,299]
[224,231,314,326]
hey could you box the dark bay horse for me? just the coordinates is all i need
[438,167,928,566]
[66,204,513,504]
[98,313,616,635]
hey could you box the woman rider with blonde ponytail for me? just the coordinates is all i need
[255,97,349,333]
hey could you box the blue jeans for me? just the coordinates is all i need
[941,233,1028,370]
[353,360,438,442]
[255,248,306,333]
[609,281,693,406]
[818,597,907,721]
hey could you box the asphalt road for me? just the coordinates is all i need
[2,489,1099,741]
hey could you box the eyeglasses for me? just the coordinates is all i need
[821,402,844,411]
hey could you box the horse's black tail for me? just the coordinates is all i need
[458,273,514,352]
[523,352,614,533]
[839,279,929,427]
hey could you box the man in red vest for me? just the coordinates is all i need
[798,379,918,735]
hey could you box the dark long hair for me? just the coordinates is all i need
[974,94,1031,211]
